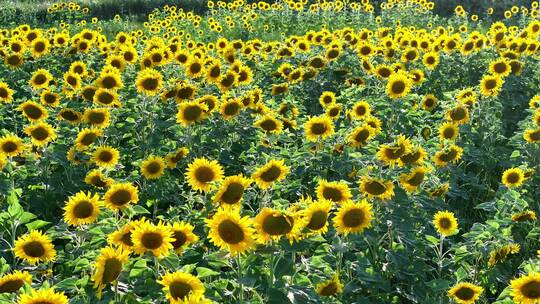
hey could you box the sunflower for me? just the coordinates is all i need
[63,72,81,90]
[93,88,120,107]
[433,144,463,167]
[108,220,144,251]
[316,179,352,204]
[219,98,243,120]
[501,167,525,188]
[302,199,332,235]
[254,207,304,244]
[158,272,206,303]
[359,175,394,201]
[376,135,412,167]
[319,91,336,108]
[83,108,111,129]
[141,155,166,180]
[96,69,123,90]
[75,128,102,151]
[333,200,373,235]
[176,101,208,126]
[254,115,283,134]
[348,124,375,148]
[84,169,113,188]
[63,191,101,226]
[386,71,412,99]
[399,166,430,193]
[350,100,371,120]
[0,134,26,157]
[169,222,199,254]
[39,90,60,107]
[5,53,23,69]
[0,82,14,103]
[271,83,288,96]
[479,74,504,97]
[92,146,120,168]
[24,122,57,147]
[448,282,484,304]
[165,147,190,169]
[439,122,459,141]
[316,275,343,297]
[81,85,98,102]
[185,157,224,192]
[488,244,520,267]
[135,68,163,96]
[29,69,53,90]
[103,182,139,211]
[14,230,56,265]
[251,159,290,189]
[325,104,342,120]
[488,58,511,77]
[0,154,6,170]
[205,207,256,256]
[17,288,68,304]
[91,246,129,298]
[512,210,537,222]
[212,174,251,207]
[131,220,174,258]
[185,57,205,78]
[18,101,48,121]
[304,115,335,142]
[510,273,540,303]
[524,128,540,143]
[433,210,459,236]
[0,270,31,294]
[421,94,438,111]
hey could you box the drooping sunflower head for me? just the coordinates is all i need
[501,167,525,188]
[304,115,335,142]
[168,222,199,254]
[0,270,32,294]
[158,271,206,303]
[91,246,129,299]
[251,159,290,189]
[63,191,102,226]
[316,275,344,297]
[17,288,68,304]
[185,157,224,192]
[131,220,174,258]
[511,210,537,222]
[333,200,373,235]
[0,134,26,157]
[176,101,208,126]
[254,207,304,244]
[359,175,395,201]
[165,147,189,169]
[524,127,540,143]
[205,208,255,256]
[14,230,56,265]
[488,243,520,267]
[140,155,166,180]
[24,122,57,147]
[92,146,120,168]
[433,210,459,237]
[448,282,484,304]
[18,101,48,121]
[510,273,540,303]
[104,182,139,211]
[316,179,352,204]
[212,174,251,207]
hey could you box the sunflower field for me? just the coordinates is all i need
[0,0,540,303]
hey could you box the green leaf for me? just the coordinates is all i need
[25,220,50,230]
[195,267,219,278]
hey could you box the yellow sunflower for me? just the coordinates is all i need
[74,128,103,151]
[17,288,68,304]
[302,199,332,235]
[399,166,430,193]
[165,147,190,169]
[212,174,251,207]
[316,274,343,297]
[29,69,53,90]
[359,175,395,201]
[93,88,120,107]
[185,157,224,192]
[219,98,243,120]
[421,94,438,111]
[446,105,470,125]
[0,134,26,157]
[103,182,139,211]
[141,155,166,180]
[84,169,114,189]
[92,146,120,168]
[438,122,459,141]
[39,90,60,107]
[333,200,373,235]
[512,210,537,222]
[433,210,459,236]
[107,220,145,251]
[375,135,412,167]
[251,159,290,189]
[254,207,304,244]
[304,115,335,142]
[254,114,283,134]
[91,246,129,298]
[350,100,371,120]
[319,91,336,108]
[158,271,206,304]
[14,230,56,265]
[83,108,111,129]
[24,122,57,147]
[205,208,255,256]
[488,58,511,77]
[501,167,525,188]
[0,270,31,294]
[348,124,375,148]
[386,71,412,99]
[63,191,102,226]
[0,82,14,103]
[135,68,163,96]
[448,282,484,304]
[131,220,174,258]
[169,222,199,254]
[510,272,540,304]
[96,69,123,90]
[433,144,463,167]
[176,101,208,126]
[316,179,352,204]
[17,101,48,121]
[57,108,82,124]
[479,74,504,97]
[524,127,540,143]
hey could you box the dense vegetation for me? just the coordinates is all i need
[0,0,539,303]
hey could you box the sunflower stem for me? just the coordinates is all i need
[114,280,119,303]
[154,256,160,278]
[237,254,244,302]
